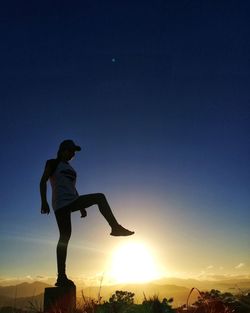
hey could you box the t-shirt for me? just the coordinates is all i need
[50,161,79,211]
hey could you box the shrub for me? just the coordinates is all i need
[100,290,135,313]
[142,294,175,313]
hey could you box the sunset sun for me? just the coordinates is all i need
[109,241,162,284]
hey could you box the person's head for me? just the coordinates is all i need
[57,139,81,161]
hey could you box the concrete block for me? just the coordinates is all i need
[44,285,76,313]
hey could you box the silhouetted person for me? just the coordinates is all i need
[40,139,134,287]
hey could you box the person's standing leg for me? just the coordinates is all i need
[54,207,74,286]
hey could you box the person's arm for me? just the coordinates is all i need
[40,160,52,214]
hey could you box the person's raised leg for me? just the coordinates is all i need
[69,193,135,236]
[54,207,75,286]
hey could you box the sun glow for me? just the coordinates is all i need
[108,241,162,284]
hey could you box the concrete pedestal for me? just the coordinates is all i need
[44,285,76,313]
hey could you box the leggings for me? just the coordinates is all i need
[55,193,118,276]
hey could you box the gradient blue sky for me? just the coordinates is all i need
[0,0,249,285]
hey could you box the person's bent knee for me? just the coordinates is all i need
[95,193,106,202]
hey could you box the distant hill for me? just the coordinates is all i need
[77,283,192,307]
[154,277,250,293]
[0,282,50,310]
[0,295,12,308]
[0,293,44,310]
[0,282,51,298]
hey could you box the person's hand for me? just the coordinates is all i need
[41,202,50,215]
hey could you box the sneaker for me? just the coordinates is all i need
[55,275,75,287]
[110,224,135,236]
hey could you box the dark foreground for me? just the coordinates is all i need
[0,289,249,313]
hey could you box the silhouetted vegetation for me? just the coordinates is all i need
[1,289,250,313]
[78,289,250,313]
[142,294,175,313]
[176,289,250,313]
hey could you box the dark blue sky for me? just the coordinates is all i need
[0,0,249,281]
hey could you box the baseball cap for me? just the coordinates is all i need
[58,139,81,152]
